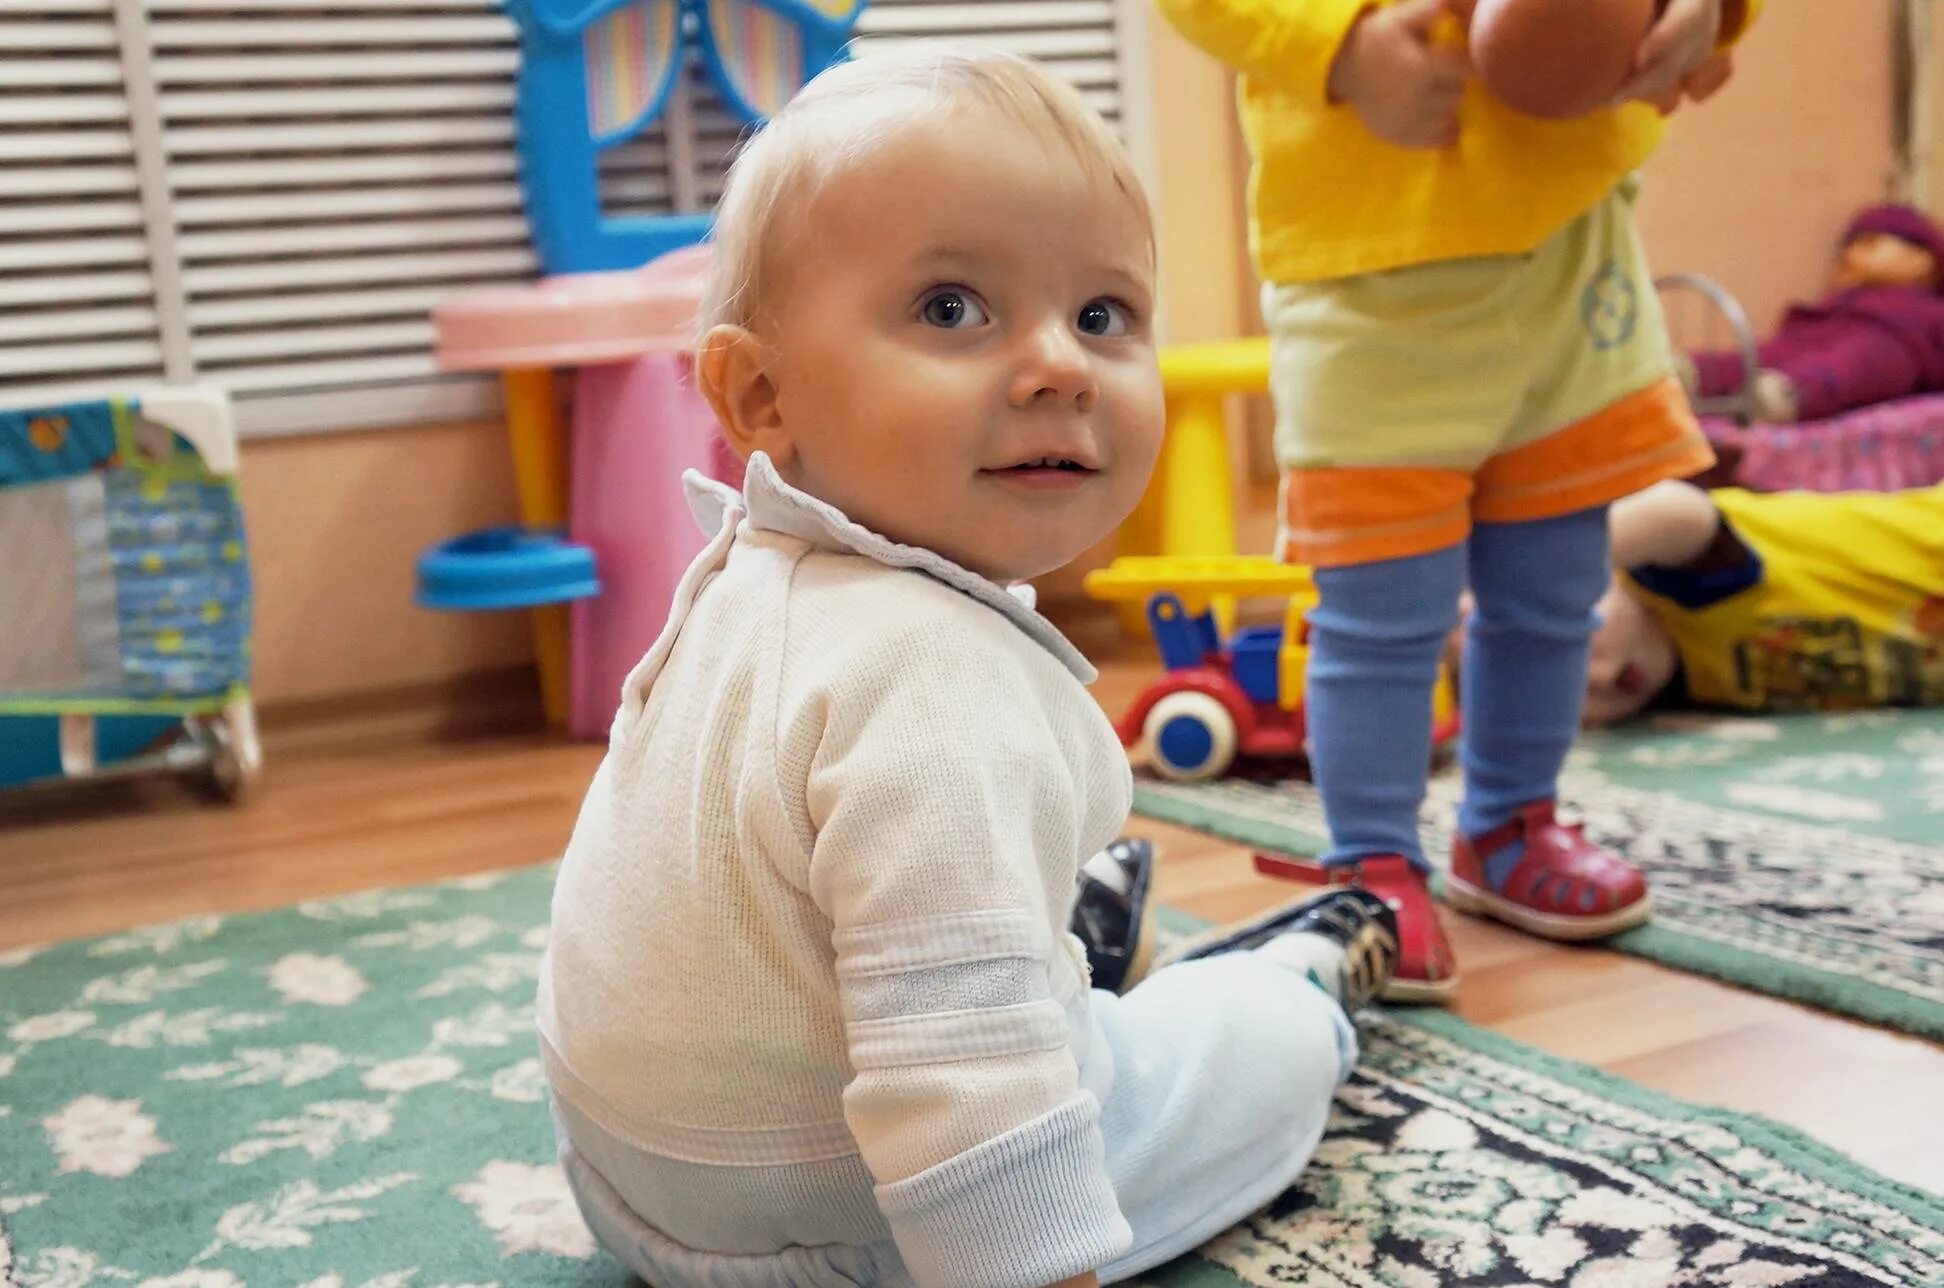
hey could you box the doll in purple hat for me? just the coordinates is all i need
[1688,203,1944,422]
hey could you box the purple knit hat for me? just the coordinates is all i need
[1844,203,1944,286]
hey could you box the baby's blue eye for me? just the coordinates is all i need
[1077,299,1130,337]
[921,291,989,329]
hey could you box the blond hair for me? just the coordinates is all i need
[697,47,1152,336]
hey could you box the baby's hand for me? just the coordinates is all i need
[1328,0,1469,150]
[1615,0,1723,109]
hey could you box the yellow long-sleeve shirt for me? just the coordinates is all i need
[1157,0,1762,285]
[1629,484,1944,711]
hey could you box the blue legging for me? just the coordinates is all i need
[1305,506,1610,884]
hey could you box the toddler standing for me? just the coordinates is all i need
[1159,0,1763,997]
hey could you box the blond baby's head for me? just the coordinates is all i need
[696,48,1163,583]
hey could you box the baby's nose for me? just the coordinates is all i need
[1012,324,1097,410]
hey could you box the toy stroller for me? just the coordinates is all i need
[0,388,261,801]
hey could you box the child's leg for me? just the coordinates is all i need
[1288,546,1465,1002]
[1306,544,1466,869]
[1457,506,1609,853]
[1446,504,1651,937]
[1089,953,1356,1282]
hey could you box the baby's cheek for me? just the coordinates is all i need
[1584,627,1620,677]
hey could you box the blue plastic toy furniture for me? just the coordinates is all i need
[504,0,866,273]
[416,527,600,612]
[0,389,261,800]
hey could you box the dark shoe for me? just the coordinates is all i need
[1154,887,1399,1014]
[1070,837,1158,995]
[1255,852,1460,1005]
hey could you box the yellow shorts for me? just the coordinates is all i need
[1266,178,1714,568]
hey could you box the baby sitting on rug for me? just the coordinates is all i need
[1576,480,1943,723]
[537,47,1400,1288]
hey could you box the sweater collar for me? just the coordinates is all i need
[684,452,1097,684]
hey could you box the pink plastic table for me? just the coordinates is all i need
[434,246,737,737]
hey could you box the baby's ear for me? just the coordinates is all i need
[697,325,791,466]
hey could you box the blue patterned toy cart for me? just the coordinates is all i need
[0,388,260,800]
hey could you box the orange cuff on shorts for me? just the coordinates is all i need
[1472,377,1716,523]
[1278,468,1474,568]
[1279,378,1716,568]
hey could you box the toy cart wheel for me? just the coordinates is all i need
[1143,691,1238,782]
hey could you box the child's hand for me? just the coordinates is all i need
[1327,0,1470,150]
[1635,50,1734,116]
[1615,0,1723,108]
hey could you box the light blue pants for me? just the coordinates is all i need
[554,951,1356,1286]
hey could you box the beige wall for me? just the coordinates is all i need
[1146,7,1253,346]
[240,0,1897,707]
[1905,0,1944,215]
[1635,0,1898,338]
[240,421,530,705]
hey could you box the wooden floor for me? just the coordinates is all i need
[3,632,1939,1194]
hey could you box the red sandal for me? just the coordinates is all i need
[1444,800,1653,941]
[1253,852,1459,1005]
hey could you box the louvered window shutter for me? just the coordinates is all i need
[3,0,1152,433]
[2,1,174,406]
[147,0,532,433]
[854,0,1137,125]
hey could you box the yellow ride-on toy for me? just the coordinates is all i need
[1085,556,1460,781]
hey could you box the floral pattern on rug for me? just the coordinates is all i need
[1131,712,1944,1038]
[3,866,1939,1286]
[1582,711,1944,846]
[0,873,632,1288]
[1162,1013,1943,1286]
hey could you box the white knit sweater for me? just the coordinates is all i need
[538,454,1135,1285]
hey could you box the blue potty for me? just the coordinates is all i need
[416,527,599,727]
[416,527,600,611]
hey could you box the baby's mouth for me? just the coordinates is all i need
[984,456,1099,477]
[1614,663,1645,696]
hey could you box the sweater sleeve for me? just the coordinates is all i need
[799,635,1129,1288]
[1154,0,1370,103]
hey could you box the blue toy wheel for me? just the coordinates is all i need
[1141,691,1238,782]
[1158,715,1213,769]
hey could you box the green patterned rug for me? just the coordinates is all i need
[4,865,1941,1285]
[1133,710,1944,1040]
